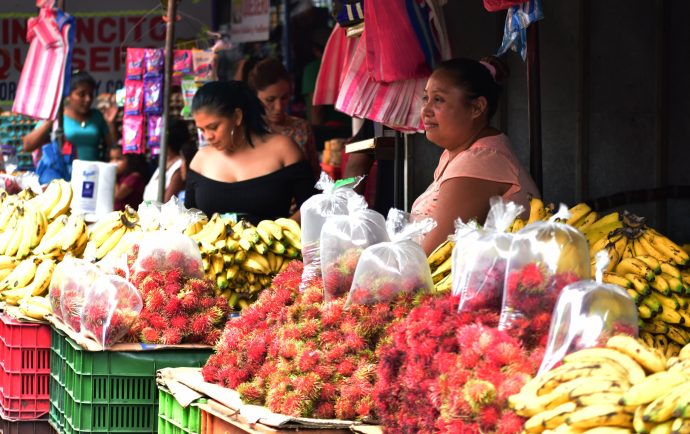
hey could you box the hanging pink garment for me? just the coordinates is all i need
[313,25,358,106]
[13,6,70,120]
[364,0,430,83]
[336,33,426,132]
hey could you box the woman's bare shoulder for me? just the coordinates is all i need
[261,133,303,162]
[189,146,214,171]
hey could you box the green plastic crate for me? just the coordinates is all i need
[49,326,212,433]
[158,387,205,434]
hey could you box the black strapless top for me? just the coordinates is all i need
[184,160,316,224]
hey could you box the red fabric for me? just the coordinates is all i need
[364,0,430,83]
[13,7,70,120]
[313,26,358,106]
[483,0,526,12]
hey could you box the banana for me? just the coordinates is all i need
[575,211,600,232]
[566,203,592,227]
[661,262,682,279]
[0,258,39,291]
[582,428,635,434]
[15,213,34,259]
[428,239,454,267]
[282,229,302,251]
[626,274,651,296]
[258,220,283,241]
[3,214,24,257]
[510,217,526,233]
[637,255,662,275]
[255,225,274,246]
[60,214,86,252]
[433,272,452,293]
[18,258,55,298]
[211,253,224,275]
[431,256,452,281]
[638,304,654,319]
[642,229,690,267]
[603,272,632,289]
[564,405,633,429]
[651,292,679,311]
[266,252,278,273]
[655,334,670,354]
[607,334,667,373]
[590,233,617,259]
[269,241,286,255]
[94,225,127,260]
[576,393,626,407]
[226,264,239,280]
[620,371,688,406]
[273,217,301,238]
[191,213,225,244]
[253,242,268,255]
[47,179,72,220]
[667,342,682,359]
[621,239,636,259]
[241,251,271,275]
[634,405,654,434]
[616,257,656,282]
[28,179,60,217]
[88,211,123,242]
[650,421,673,434]
[535,363,627,396]
[568,379,628,400]
[563,347,646,384]
[643,381,690,423]
[18,297,52,320]
[671,418,690,434]
[658,308,683,325]
[285,246,300,258]
[640,332,656,348]
[583,217,623,246]
[651,274,672,296]
[642,321,669,335]
[663,274,685,294]
[626,288,643,305]
[679,342,690,361]
[525,402,577,432]
[225,238,239,253]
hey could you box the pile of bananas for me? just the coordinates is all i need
[84,205,142,262]
[581,211,690,353]
[186,214,302,310]
[510,334,672,433]
[427,238,455,293]
[0,180,88,319]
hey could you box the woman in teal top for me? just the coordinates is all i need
[23,71,116,162]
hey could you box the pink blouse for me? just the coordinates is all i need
[411,134,539,221]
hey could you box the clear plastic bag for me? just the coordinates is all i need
[452,198,524,313]
[56,259,103,332]
[131,230,204,278]
[499,206,590,347]
[346,209,436,306]
[138,200,162,232]
[299,173,365,289]
[81,274,143,347]
[320,198,389,301]
[538,276,638,374]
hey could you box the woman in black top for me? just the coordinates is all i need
[185,81,316,224]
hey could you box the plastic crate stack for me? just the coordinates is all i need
[48,326,211,434]
[0,113,37,171]
[158,387,204,434]
[0,312,53,433]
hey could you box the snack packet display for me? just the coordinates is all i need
[452,198,524,312]
[81,274,143,347]
[147,115,162,147]
[499,206,590,347]
[299,173,365,290]
[126,48,145,80]
[192,49,216,82]
[320,197,388,301]
[55,259,103,332]
[144,48,164,78]
[131,230,204,278]
[144,77,163,115]
[346,209,436,306]
[173,49,193,74]
[124,80,144,115]
[122,115,144,154]
[181,79,200,118]
[538,251,638,374]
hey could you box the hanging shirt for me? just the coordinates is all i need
[143,158,183,202]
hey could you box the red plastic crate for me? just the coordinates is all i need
[0,313,51,420]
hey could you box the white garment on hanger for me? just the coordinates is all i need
[143,158,183,202]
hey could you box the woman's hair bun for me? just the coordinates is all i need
[479,56,510,85]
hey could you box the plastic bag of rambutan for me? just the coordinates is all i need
[320,197,388,301]
[131,230,203,279]
[81,274,143,347]
[55,259,102,332]
[346,209,435,306]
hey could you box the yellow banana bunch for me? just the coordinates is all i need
[194,216,302,311]
[427,239,455,290]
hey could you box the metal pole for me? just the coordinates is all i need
[157,0,178,202]
[526,22,543,194]
[55,0,65,153]
[282,0,292,75]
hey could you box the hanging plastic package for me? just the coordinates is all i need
[147,115,162,147]
[144,48,164,78]
[144,77,163,115]
[452,197,524,313]
[126,48,145,80]
[320,197,389,301]
[81,274,143,347]
[496,0,544,60]
[122,115,145,154]
[124,80,144,115]
[499,205,590,347]
[299,173,365,290]
[131,230,204,279]
[346,209,435,306]
[538,251,639,374]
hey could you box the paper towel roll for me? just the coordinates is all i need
[70,160,117,222]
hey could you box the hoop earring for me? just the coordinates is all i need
[230,126,236,146]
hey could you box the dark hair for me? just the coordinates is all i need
[191,80,270,147]
[433,56,509,120]
[69,70,96,94]
[167,118,191,154]
[180,140,198,171]
[110,145,149,178]
[238,55,262,83]
[247,57,290,91]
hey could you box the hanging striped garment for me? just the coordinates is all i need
[313,25,358,106]
[13,6,73,120]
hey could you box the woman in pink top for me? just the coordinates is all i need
[411,56,540,254]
